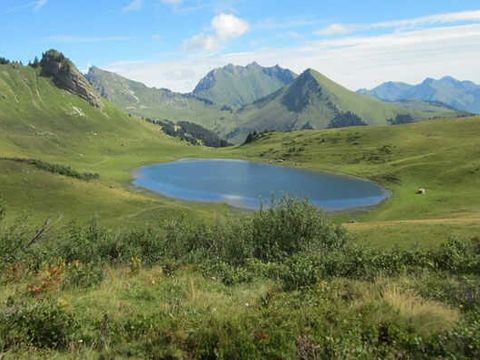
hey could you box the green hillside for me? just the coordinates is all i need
[1,55,480,360]
[231,69,461,142]
[0,60,228,223]
[224,116,480,247]
[86,66,237,135]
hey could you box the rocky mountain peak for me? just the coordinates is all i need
[40,49,102,108]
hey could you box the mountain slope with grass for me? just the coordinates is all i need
[192,62,297,107]
[1,52,480,360]
[86,66,237,134]
[230,69,460,142]
[359,76,480,114]
[0,52,226,223]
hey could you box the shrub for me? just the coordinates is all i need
[0,157,99,181]
[280,254,320,290]
[251,197,347,261]
[0,298,77,350]
[62,261,105,289]
[434,237,473,272]
[202,260,253,286]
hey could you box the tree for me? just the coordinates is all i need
[328,111,367,128]
[387,114,415,125]
[243,131,258,145]
[29,56,40,68]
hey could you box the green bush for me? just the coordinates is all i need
[0,298,77,350]
[0,157,99,181]
[62,262,105,289]
[280,254,320,290]
[251,197,347,261]
[202,260,254,286]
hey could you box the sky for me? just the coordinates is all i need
[2,0,480,92]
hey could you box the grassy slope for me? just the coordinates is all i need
[0,63,478,247]
[1,66,479,359]
[222,116,480,247]
[0,64,230,224]
[87,67,237,135]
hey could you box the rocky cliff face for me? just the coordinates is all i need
[40,50,102,108]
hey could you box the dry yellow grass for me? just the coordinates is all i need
[382,286,459,336]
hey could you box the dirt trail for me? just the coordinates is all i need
[345,214,480,230]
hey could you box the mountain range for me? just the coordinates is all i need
[358,76,480,114]
[229,69,461,141]
[86,66,235,135]
[87,61,460,143]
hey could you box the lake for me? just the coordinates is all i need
[133,159,388,211]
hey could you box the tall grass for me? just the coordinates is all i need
[0,197,479,358]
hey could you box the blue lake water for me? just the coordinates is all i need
[133,159,388,211]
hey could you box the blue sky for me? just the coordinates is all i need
[2,0,480,91]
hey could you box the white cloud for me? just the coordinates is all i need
[184,13,250,51]
[3,0,48,14]
[123,0,143,12]
[316,9,480,35]
[212,13,250,40]
[123,0,182,12]
[184,34,218,51]
[161,0,183,4]
[256,17,318,30]
[106,23,480,93]
[372,9,480,30]
[33,0,48,11]
[46,35,133,43]
[316,24,353,35]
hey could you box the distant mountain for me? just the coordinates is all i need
[192,62,297,107]
[358,76,480,114]
[86,66,461,144]
[86,66,235,134]
[228,69,459,142]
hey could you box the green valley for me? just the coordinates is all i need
[0,47,479,359]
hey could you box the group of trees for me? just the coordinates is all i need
[243,130,271,144]
[146,118,231,148]
[0,55,46,69]
[388,113,415,125]
[28,56,40,68]
[328,111,367,128]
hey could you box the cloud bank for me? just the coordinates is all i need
[106,10,480,92]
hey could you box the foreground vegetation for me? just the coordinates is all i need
[1,198,479,359]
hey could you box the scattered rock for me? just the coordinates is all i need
[416,188,427,195]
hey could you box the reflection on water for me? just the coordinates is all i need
[133,159,388,211]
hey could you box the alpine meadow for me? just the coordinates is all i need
[1,1,480,359]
